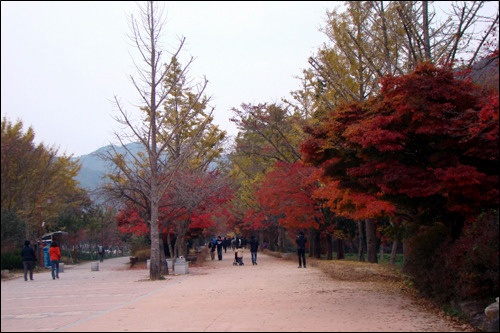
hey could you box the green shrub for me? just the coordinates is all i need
[1,251,22,270]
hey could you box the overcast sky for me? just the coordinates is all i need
[1,1,334,157]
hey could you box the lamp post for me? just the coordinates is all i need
[37,193,43,269]
[37,193,51,269]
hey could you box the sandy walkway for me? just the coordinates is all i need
[1,251,470,332]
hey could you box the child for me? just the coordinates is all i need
[233,246,244,265]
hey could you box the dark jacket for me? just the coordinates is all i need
[21,245,37,262]
[296,234,307,250]
[249,237,259,252]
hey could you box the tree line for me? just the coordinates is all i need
[1,1,498,308]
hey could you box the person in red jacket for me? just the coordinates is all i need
[49,241,62,280]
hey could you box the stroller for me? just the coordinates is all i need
[233,247,244,266]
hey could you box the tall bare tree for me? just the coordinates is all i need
[102,1,211,280]
[309,0,498,106]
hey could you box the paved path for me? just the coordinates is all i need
[1,252,466,332]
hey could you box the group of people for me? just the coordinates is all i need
[208,236,225,260]
[20,231,308,282]
[207,232,307,268]
[208,234,260,265]
[208,235,259,265]
[21,239,62,281]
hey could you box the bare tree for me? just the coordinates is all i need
[309,0,499,106]
[162,169,233,258]
[101,1,211,280]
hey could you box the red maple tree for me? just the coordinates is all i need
[253,161,321,231]
[301,62,499,233]
[116,169,234,256]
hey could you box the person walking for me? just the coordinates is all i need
[21,240,37,281]
[249,235,259,265]
[98,245,104,262]
[215,236,224,260]
[296,231,307,268]
[49,241,62,280]
[234,245,244,265]
[209,239,216,260]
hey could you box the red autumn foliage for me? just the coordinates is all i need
[301,62,499,224]
[117,169,234,239]
[253,161,321,231]
[116,206,149,236]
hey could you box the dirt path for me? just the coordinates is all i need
[1,252,471,332]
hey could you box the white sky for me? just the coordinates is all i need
[1,1,334,157]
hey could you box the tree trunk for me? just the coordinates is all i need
[350,238,358,255]
[258,229,264,252]
[159,240,168,275]
[390,239,398,265]
[149,200,161,280]
[422,0,431,60]
[314,230,321,259]
[379,242,384,263]
[165,222,174,259]
[308,229,313,257]
[402,237,411,273]
[337,238,345,260]
[365,218,378,263]
[278,226,285,252]
[326,233,333,260]
[358,220,366,261]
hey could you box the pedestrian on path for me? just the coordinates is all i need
[234,245,244,265]
[49,241,62,279]
[209,238,216,260]
[296,231,307,268]
[21,240,37,281]
[98,245,104,262]
[215,236,224,260]
[249,235,259,265]
[223,236,230,253]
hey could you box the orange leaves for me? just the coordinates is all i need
[313,179,396,220]
[255,161,321,230]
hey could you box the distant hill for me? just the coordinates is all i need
[74,142,227,191]
[73,142,143,190]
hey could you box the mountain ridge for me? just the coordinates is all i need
[73,142,143,190]
[74,142,227,191]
